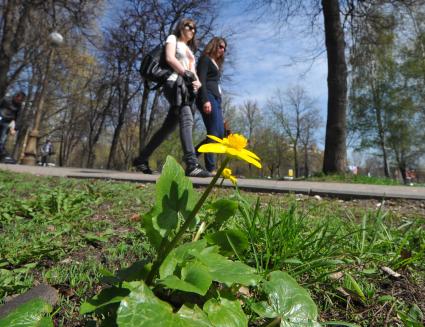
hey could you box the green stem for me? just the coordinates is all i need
[146,157,230,284]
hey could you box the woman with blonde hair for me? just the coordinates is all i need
[196,37,227,174]
[133,18,211,177]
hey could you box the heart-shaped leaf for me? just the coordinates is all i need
[141,156,198,250]
[117,281,213,327]
[203,297,248,327]
[252,271,320,326]
[156,156,197,222]
[0,298,53,327]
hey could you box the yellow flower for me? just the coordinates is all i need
[198,134,262,168]
[222,168,237,185]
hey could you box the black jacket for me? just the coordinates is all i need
[0,98,22,122]
[197,55,221,105]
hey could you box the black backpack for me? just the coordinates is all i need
[140,44,173,88]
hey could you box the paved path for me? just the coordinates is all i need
[1,163,424,200]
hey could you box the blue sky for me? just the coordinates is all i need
[215,1,328,121]
[213,1,329,150]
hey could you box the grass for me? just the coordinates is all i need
[0,169,424,326]
[308,172,411,185]
[235,194,425,325]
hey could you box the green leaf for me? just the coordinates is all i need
[141,156,198,250]
[160,240,207,279]
[203,297,248,327]
[160,262,212,295]
[160,242,259,289]
[377,295,396,303]
[251,271,320,326]
[282,258,303,265]
[37,317,53,327]
[117,281,213,327]
[209,199,238,228]
[83,232,109,243]
[194,247,261,287]
[177,305,212,326]
[140,207,163,250]
[0,298,53,327]
[343,273,366,302]
[205,230,249,256]
[80,287,130,314]
[398,304,424,327]
[156,156,197,224]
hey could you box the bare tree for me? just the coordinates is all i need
[299,108,322,177]
[268,86,317,177]
[241,100,261,142]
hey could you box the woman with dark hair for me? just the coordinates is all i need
[195,37,227,174]
[133,18,211,177]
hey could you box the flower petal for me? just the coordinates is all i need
[236,152,262,168]
[241,148,260,160]
[206,135,224,143]
[198,143,227,153]
[225,147,242,157]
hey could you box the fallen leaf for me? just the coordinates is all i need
[329,272,344,280]
[130,213,141,222]
[381,266,401,278]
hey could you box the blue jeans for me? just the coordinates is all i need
[196,93,224,172]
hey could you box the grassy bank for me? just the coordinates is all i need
[0,170,424,326]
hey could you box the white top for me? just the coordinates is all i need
[166,35,195,81]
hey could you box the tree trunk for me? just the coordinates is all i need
[304,144,309,178]
[107,114,125,169]
[293,144,299,178]
[322,0,347,174]
[0,1,33,98]
[139,83,151,150]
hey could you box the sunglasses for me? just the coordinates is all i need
[184,24,196,32]
[219,44,226,51]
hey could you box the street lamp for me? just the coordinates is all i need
[21,32,64,165]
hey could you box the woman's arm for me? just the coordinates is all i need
[197,56,211,112]
[165,41,185,75]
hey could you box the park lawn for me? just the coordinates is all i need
[0,169,424,326]
[307,172,424,186]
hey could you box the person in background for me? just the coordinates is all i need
[40,139,54,166]
[133,18,211,177]
[195,37,227,174]
[0,91,26,162]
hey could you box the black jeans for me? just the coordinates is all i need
[135,81,198,168]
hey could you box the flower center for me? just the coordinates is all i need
[226,134,247,150]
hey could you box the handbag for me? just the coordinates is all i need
[140,44,173,89]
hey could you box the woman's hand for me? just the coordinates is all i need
[192,79,201,92]
[203,101,212,114]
